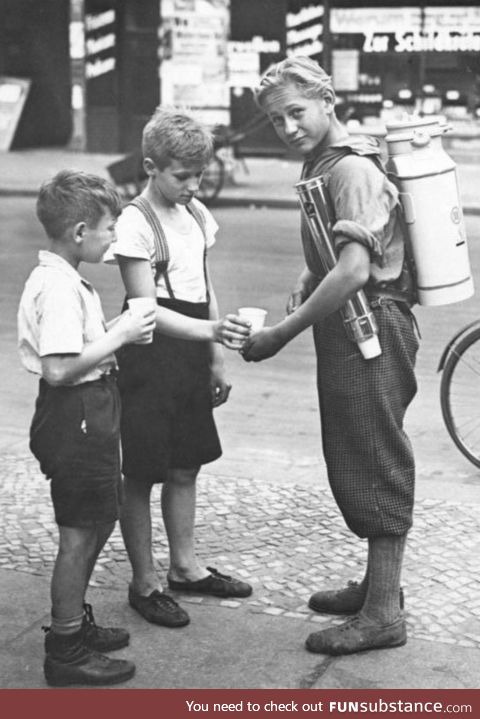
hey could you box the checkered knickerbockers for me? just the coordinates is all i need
[314,299,419,538]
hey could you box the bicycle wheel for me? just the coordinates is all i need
[440,326,480,468]
[197,155,225,205]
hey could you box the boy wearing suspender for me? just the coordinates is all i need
[105,107,252,629]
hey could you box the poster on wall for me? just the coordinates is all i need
[0,77,31,151]
[160,0,230,127]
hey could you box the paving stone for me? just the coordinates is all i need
[1,453,480,649]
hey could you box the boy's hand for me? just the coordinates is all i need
[241,327,286,362]
[210,364,232,407]
[114,308,156,345]
[213,314,251,350]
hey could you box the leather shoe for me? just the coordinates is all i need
[44,630,135,687]
[305,616,407,655]
[308,582,404,615]
[82,602,130,651]
[44,650,135,687]
[168,567,252,598]
[128,586,190,627]
[44,603,129,653]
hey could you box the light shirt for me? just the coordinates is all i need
[18,250,116,384]
[104,198,217,303]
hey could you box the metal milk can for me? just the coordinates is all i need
[385,116,474,306]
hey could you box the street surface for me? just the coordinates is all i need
[3,198,480,498]
[1,197,480,687]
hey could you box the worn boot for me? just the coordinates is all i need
[81,603,130,651]
[309,581,404,615]
[43,629,135,687]
[44,604,130,654]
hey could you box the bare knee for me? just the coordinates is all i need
[57,525,97,563]
[167,467,200,486]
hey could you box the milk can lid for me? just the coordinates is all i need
[386,116,439,131]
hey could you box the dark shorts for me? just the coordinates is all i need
[117,298,222,484]
[314,299,419,538]
[30,375,123,528]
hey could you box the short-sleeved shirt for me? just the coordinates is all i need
[105,197,218,303]
[301,137,415,304]
[18,250,116,384]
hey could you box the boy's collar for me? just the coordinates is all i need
[38,250,92,287]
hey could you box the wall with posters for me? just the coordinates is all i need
[83,0,160,152]
[228,0,287,155]
[159,0,230,128]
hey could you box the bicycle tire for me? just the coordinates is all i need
[196,155,225,205]
[440,325,480,468]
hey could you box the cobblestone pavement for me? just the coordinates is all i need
[2,453,480,650]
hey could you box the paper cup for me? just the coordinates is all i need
[238,307,267,332]
[358,335,382,360]
[127,297,157,344]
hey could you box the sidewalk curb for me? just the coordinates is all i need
[2,188,480,216]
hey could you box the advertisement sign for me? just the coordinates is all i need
[332,50,360,92]
[0,77,31,151]
[160,0,230,126]
[332,5,480,54]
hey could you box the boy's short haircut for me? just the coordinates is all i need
[255,56,335,109]
[142,106,214,170]
[36,170,122,241]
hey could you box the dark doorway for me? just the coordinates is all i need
[0,0,71,147]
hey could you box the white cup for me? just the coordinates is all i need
[358,335,382,360]
[127,297,157,344]
[238,307,268,332]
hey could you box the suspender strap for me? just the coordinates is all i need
[185,201,210,305]
[128,196,175,298]
[128,196,210,304]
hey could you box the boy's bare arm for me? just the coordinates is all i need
[41,310,155,386]
[279,242,370,342]
[206,269,231,407]
[243,242,370,361]
[286,266,320,315]
[117,256,250,347]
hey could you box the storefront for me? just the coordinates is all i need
[3,1,479,152]
[285,1,480,124]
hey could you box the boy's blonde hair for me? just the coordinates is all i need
[142,106,214,169]
[255,56,335,109]
[36,170,122,241]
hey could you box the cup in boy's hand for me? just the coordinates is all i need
[128,297,157,344]
[237,307,268,332]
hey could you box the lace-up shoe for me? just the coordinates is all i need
[308,582,404,615]
[305,615,407,655]
[128,586,190,627]
[44,629,135,686]
[168,566,252,598]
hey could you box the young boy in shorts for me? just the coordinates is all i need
[105,107,252,628]
[17,170,156,686]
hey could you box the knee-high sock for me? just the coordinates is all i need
[360,534,406,624]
